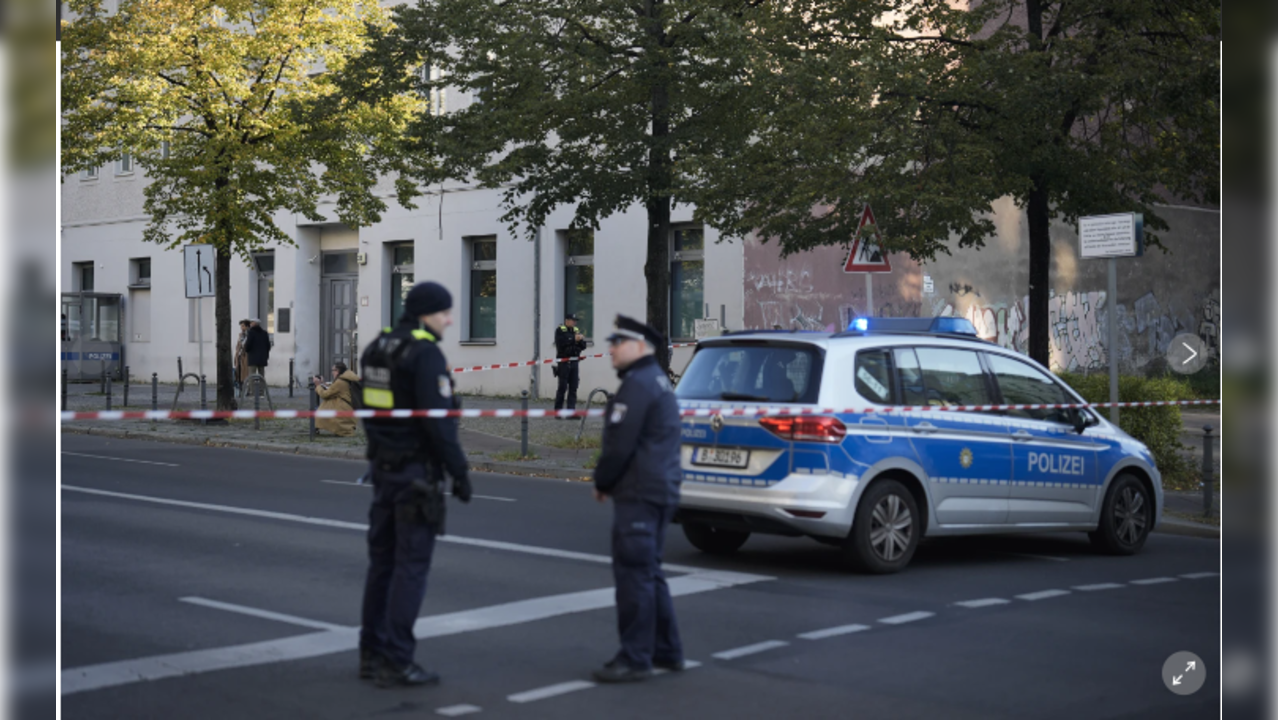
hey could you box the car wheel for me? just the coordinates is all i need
[843,479,920,574]
[1089,473,1153,555]
[682,522,750,555]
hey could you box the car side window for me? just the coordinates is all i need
[893,348,928,406]
[985,353,1072,423]
[854,349,894,404]
[913,347,994,407]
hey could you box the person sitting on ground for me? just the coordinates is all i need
[314,362,361,437]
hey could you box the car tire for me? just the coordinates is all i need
[843,479,920,574]
[1089,473,1153,555]
[682,522,750,555]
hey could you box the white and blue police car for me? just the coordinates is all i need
[674,317,1162,573]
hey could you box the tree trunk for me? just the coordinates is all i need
[215,244,235,410]
[643,0,673,371]
[1026,181,1052,367]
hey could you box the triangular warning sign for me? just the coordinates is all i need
[844,204,892,273]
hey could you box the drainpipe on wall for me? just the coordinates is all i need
[531,224,542,400]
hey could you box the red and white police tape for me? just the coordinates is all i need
[60,399,1220,422]
[448,342,699,375]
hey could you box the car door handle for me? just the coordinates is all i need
[1012,430,1034,442]
[912,422,938,434]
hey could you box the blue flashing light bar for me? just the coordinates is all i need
[847,317,978,336]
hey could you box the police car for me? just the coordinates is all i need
[674,317,1162,574]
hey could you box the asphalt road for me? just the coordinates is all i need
[61,434,1220,719]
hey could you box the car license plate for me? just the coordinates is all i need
[692,447,750,469]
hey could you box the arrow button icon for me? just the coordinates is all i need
[1181,342,1198,365]
[1186,661,1196,672]
[1172,675,1182,686]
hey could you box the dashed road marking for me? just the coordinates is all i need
[878,611,934,625]
[62,451,180,467]
[436,704,482,717]
[508,680,595,703]
[320,480,517,502]
[179,597,347,632]
[1015,589,1071,601]
[712,640,789,660]
[653,659,702,675]
[1072,583,1125,592]
[953,598,1010,609]
[1130,577,1178,586]
[797,624,872,640]
[1003,552,1070,562]
[1180,572,1219,580]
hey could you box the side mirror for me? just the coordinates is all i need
[1071,409,1092,434]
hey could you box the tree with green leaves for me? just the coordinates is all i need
[340,0,840,361]
[693,0,1220,366]
[61,0,419,409]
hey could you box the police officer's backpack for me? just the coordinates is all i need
[356,329,419,410]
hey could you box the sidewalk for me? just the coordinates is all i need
[62,380,604,480]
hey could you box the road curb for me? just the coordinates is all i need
[1154,517,1220,540]
[61,426,592,481]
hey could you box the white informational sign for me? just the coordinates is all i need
[693,318,721,339]
[1079,213,1144,259]
[184,244,217,298]
[922,274,934,294]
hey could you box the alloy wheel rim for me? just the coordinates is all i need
[1114,486,1148,546]
[870,494,913,562]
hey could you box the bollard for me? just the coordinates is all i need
[151,373,158,427]
[105,376,112,411]
[289,358,295,398]
[61,367,68,412]
[308,381,317,441]
[100,365,107,394]
[254,381,261,431]
[200,374,207,411]
[520,390,530,458]
[1202,426,1214,518]
[177,357,183,382]
[123,366,130,407]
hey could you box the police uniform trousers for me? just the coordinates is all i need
[359,461,438,668]
[611,500,683,669]
[554,361,580,410]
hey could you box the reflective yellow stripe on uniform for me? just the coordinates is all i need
[363,387,395,409]
[412,329,437,342]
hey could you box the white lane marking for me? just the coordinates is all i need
[59,485,764,580]
[508,680,595,703]
[179,597,348,632]
[797,624,871,640]
[320,479,517,502]
[61,451,179,467]
[1072,583,1125,592]
[1015,589,1071,601]
[1130,577,1178,585]
[1181,572,1219,580]
[953,598,1010,609]
[712,640,789,660]
[878,611,934,625]
[1002,552,1070,562]
[436,704,482,717]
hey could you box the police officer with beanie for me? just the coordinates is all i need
[591,315,684,683]
[553,312,588,413]
[358,281,472,688]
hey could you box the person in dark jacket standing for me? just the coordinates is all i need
[591,314,684,683]
[243,318,271,377]
[358,282,472,688]
[553,312,588,413]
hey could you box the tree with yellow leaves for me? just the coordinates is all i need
[61,0,421,409]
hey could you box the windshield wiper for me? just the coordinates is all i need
[719,392,771,401]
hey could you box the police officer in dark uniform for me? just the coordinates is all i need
[357,282,473,688]
[591,315,684,683]
[553,312,588,413]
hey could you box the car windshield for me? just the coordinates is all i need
[676,343,823,403]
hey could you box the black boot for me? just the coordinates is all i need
[375,662,440,688]
[358,649,383,680]
[592,660,653,683]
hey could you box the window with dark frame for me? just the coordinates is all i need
[563,229,594,339]
[468,237,497,340]
[670,226,704,341]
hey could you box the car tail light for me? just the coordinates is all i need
[758,416,847,443]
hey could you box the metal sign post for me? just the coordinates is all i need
[184,245,217,384]
[1078,213,1143,426]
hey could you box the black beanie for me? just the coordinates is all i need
[403,281,453,319]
